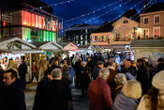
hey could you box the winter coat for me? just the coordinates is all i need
[43,80,72,110]
[112,92,138,110]
[33,77,51,110]
[137,91,164,110]
[18,62,27,81]
[137,65,151,94]
[1,79,26,110]
[79,66,91,89]
[88,77,113,110]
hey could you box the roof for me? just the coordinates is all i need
[0,0,53,13]
[93,21,114,33]
[141,3,164,14]
[64,25,101,32]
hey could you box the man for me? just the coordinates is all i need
[88,68,113,110]
[37,68,72,110]
[2,69,26,110]
[157,57,164,72]
[18,56,27,82]
[33,67,53,110]
[92,61,104,80]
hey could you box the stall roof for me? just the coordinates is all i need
[63,42,78,51]
[39,41,63,51]
[0,37,36,52]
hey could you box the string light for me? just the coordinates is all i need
[64,1,123,23]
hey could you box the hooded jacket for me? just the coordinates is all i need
[112,92,138,110]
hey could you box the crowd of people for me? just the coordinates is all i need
[0,51,164,110]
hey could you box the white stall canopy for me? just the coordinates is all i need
[0,37,36,52]
[39,41,63,51]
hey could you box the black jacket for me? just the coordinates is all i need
[1,79,26,110]
[44,80,72,110]
[33,77,51,110]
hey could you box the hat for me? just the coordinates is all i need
[122,80,142,99]
[152,70,164,90]
[97,61,104,65]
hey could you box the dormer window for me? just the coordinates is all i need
[123,20,128,24]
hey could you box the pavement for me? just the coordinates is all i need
[25,83,89,110]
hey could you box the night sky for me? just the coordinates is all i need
[41,0,164,29]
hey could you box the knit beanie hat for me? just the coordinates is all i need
[152,70,164,90]
[122,80,142,99]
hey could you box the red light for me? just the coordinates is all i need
[3,21,6,27]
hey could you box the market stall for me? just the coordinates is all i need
[0,37,40,82]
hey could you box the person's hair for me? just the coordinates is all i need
[148,87,159,110]
[21,56,25,61]
[44,67,54,76]
[62,64,69,72]
[99,68,110,80]
[51,68,62,79]
[158,57,164,63]
[4,69,17,78]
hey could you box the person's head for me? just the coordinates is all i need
[44,67,54,80]
[81,61,87,67]
[51,68,62,80]
[137,58,144,67]
[99,68,110,80]
[131,60,136,67]
[21,56,25,62]
[152,70,164,90]
[63,59,68,65]
[97,61,104,69]
[122,80,142,99]
[3,69,17,86]
[114,73,127,86]
[62,64,69,72]
[157,58,164,64]
[123,59,131,68]
[87,57,92,62]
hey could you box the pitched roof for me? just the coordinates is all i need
[141,3,164,14]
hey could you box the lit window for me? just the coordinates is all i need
[143,29,149,39]
[154,15,160,24]
[143,17,149,24]
[153,27,160,38]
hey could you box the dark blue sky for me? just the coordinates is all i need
[41,0,164,29]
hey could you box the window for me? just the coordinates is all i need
[123,20,128,24]
[143,17,149,24]
[153,27,160,38]
[154,15,160,24]
[95,36,98,42]
[143,29,149,39]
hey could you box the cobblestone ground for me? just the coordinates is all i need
[25,85,89,110]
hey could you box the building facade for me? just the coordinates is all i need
[0,0,61,42]
[139,10,164,39]
[64,24,101,46]
[112,16,139,41]
[91,32,113,46]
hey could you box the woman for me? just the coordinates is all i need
[137,70,164,110]
[79,61,91,97]
[114,73,127,100]
[112,80,142,110]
